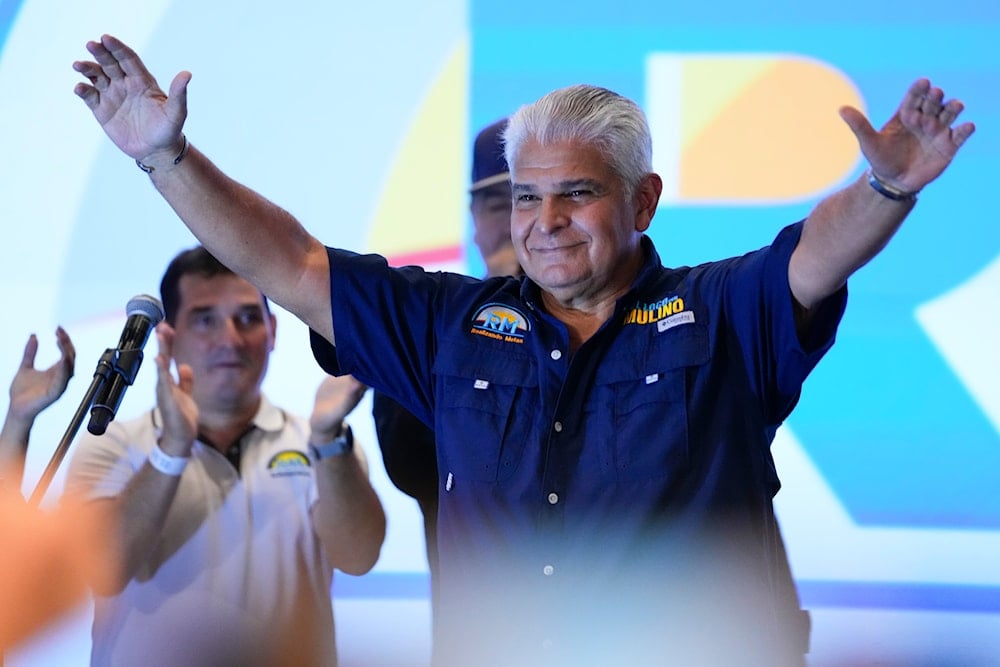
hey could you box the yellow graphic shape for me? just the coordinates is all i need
[654,55,863,204]
[367,39,468,260]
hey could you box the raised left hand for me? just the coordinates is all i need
[839,78,975,193]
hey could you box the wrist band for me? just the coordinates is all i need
[149,442,189,476]
[136,134,189,174]
[868,170,918,203]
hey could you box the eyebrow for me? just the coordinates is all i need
[512,178,604,195]
[185,303,263,317]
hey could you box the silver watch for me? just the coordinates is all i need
[309,423,354,461]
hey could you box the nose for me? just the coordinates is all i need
[216,317,244,347]
[536,196,570,234]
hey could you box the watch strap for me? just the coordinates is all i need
[309,423,354,461]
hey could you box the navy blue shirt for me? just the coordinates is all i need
[312,222,846,666]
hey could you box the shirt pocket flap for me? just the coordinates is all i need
[596,323,710,388]
[434,339,537,413]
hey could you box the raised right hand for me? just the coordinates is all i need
[73,34,191,164]
[7,326,75,425]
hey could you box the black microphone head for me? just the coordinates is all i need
[127,294,166,326]
[88,295,166,435]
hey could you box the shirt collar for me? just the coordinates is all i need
[151,394,285,438]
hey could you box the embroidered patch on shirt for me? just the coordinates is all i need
[267,450,312,477]
[474,379,490,390]
[657,310,695,332]
[624,295,688,327]
[470,302,531,344]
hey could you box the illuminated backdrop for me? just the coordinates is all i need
[1,1,997,664]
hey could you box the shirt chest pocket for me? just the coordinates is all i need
[434,345,537,483]
[597,324,710,482]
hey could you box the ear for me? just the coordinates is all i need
[268,313,278,352]
[633,173,663,233]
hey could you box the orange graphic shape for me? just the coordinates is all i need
[679,57,863,203]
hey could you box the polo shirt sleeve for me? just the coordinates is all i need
[64,419,147,501]
[716,221,847,425]
[309,247,440,427]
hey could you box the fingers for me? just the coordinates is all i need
[917,86,945,117]
[85,37,124,82]
[72,60,107,111]
[72,81,100,110]
[938,99,964,127]
[176,364,194,395]
[154,334,176,400]
[166,71,192,124]
[838,105,877,145]
[19,334,39,370]
[54,326,76,378]
[953,121,976,148]
[902,78,932,111]
[904,78,970,135]
[153,325,193,395]
[100,34,156,81]
[937,100,976,149]
[72,61,111,94]
[155,322,175,353]
[154,325,175,374]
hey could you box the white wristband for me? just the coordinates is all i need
[149,442,189,476]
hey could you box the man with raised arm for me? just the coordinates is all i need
[74,34,973,666]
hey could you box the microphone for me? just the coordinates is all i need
[87,294,166,436]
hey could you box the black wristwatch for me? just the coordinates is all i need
[309,423,354,461]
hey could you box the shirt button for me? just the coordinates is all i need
[547,492,559,505]
[554,421,563,433]
[542,639,554,651]
[543,565,555,576]
[550,349,562,360]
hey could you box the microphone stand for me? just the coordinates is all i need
[27,346,140,507]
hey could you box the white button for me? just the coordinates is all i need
[543,565,555,576]
[542,639,554,650]
[547,492,559,504]
[550,349,562,360]
[554,421,563,433]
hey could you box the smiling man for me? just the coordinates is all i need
[65,246,385,666]
[73,34,973,666]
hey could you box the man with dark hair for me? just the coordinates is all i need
[75,34,974,665]
[66,245,385,666]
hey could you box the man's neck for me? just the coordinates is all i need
[540,254,643,351]
[196,396,261,453]
[541,293,620,352]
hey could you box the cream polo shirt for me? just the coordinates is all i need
[65,396,338,666]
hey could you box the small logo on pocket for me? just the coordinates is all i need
[657,311,695,332]
[470,303,531,344]
[268,450,312,477]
